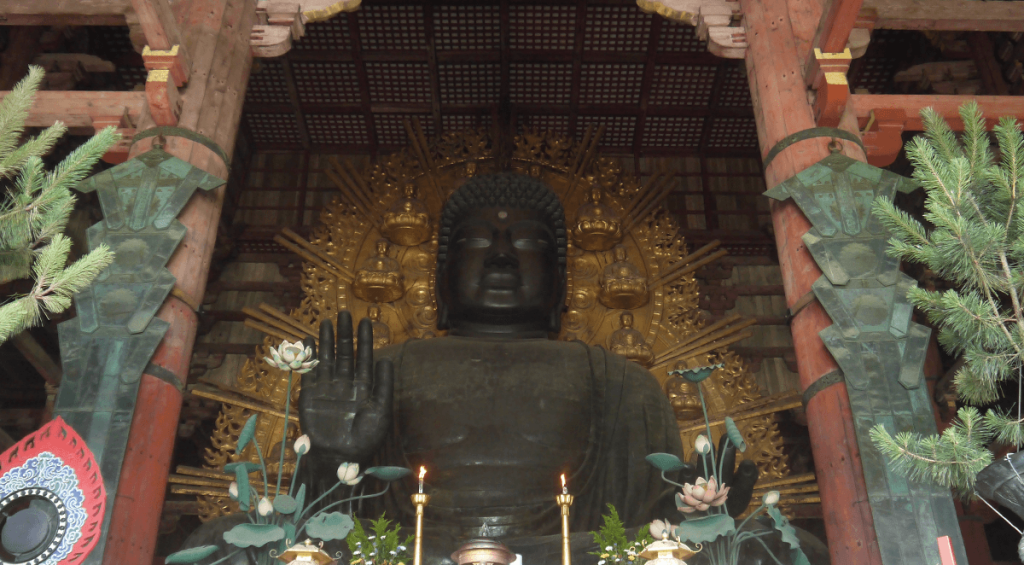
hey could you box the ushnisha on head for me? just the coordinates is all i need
[436,173,568,337]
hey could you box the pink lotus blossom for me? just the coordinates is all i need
[676,477,730,513]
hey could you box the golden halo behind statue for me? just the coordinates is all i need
[182,121,796,522]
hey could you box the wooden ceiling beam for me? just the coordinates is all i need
[0,14,125,25]
[280,57,311,148]
[853,93,1024,166]
[128,0,185,51]
[852,94,1024,130]
[813,0,864,55]
[568,0,588,137]
[0,90,146,129]
[423,3,443,134]
[864,0,1024,32]
[0,0,132,23]
[633,16,662,172]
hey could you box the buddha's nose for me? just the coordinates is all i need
[485,235,518,268]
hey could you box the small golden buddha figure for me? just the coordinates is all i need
[381,184,432,246]
[598,244,649,309]
[665,360,704,421]
[571,186,623,252]
[608,312,654,367]
[367,305,392,349]
[353,239,405,303]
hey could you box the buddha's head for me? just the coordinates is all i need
[436,173,567,337]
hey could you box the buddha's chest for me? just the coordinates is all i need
[393,339,594,461]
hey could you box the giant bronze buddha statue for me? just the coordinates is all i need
[183,173,821,565]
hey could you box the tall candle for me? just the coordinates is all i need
[419,466,426,494]
[556,475,573,565]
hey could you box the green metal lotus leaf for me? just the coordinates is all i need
[293,484,306,518]
[767,505,801,549]
[223,523,285,548]
[645,452,687,472]
[790,548,811,565]
[164,545,220,563]
[236,414,258,453]
[724,417,747,452]
[273,494,297,514]
[669,363,724,383]
[234,465,251,511]
[305,511,355,542]
[223,462,260,473]
[364,466,413,481]
[673,513,735,543]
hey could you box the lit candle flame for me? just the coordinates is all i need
[419,466,426,493]
[561,473,567,494]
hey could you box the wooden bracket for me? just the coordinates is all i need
[637,0,748,59]
[251,1,307,58]
[812,72,851,128]
[805,47,852,88]
[852,94,1024,166]
[142,45,189,87]
[145,69,182,127]
[859,108,907,167]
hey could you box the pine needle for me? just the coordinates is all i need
[872,102,1024,496]
[0,67,119,345]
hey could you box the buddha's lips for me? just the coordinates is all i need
[481,271,521,289]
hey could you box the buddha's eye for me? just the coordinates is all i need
[454,227,493,249]
[510,226,552,251]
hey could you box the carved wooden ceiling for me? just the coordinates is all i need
[87,0,927,160]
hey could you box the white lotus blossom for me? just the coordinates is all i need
[257,496,273,516]
[264,340,319,374]
[694,434,711,454]
[337,462,363,485]
[294,434,311,456]
[228,481,239,501]
[763,490,781,506]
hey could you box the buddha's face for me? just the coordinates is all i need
[439,207,562,336]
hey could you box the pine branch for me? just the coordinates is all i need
[0,66,44,163]
[870,408,994,496]
[874,103,1024,494]
[983,409,1024,448]
[0,122,66,182]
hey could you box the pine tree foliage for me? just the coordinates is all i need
[870,101,1024,496]
[0,66,117,344]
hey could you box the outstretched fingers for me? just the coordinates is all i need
[353,317,374,399]
[726,460,759,517]
[373,358,394,411]
[336,311,354,380]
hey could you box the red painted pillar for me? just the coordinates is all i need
[100,0,256,561]
[740,0,884,563]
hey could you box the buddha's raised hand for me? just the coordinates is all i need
[299,311,394,463]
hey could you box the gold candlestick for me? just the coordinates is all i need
[556,493,574,565]
[411,493,430,565]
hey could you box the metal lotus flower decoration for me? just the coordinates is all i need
[645,365,809,565]
[265,340,319,373]
[165,339,411,565]
[677,477,730,513]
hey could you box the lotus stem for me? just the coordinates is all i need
[277,370,294,497]
[296,483,392,538]
[698,385,717,479]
